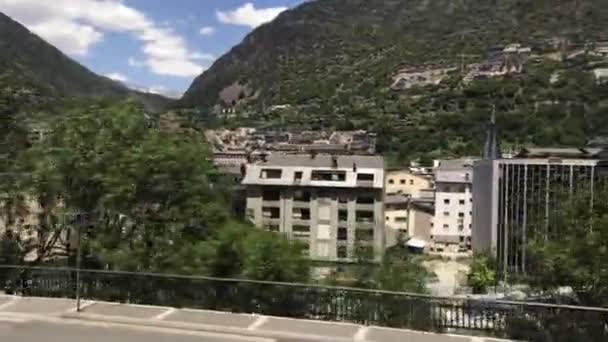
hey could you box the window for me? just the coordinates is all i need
[443,224,449,229]
[263,190,281,201]
[294,190,311,201]
[388,179,395,184]
[459,199,465,205]
[385,216,390,221]
[409,179,414,185]
[355,229,374,241]
[444,199,450,204]
[337,227,348,241]
[470,198,473,203]
[294,171,303,181]
[292,225,310,237]
[356,210,374,223]
[337,246,348,259]
[262,207,280,219]
[356,195,375,204]
[338,195,349,204]
[357,173,374,182]
[261,169,282,179]
[443,211,449,216]
[400,179,406,185]
[264,224,280,232]
[293,208,310,220]
[430,222,434,227]
[458,224,464,231]
[339,210,348,221]
[311,170,346,182]
[458,212,465,218]
[395,217,408,222]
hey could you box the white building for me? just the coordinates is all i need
[430,159,475,255]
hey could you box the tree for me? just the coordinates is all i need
[467,253,496,294]
[1,99,311,284]
[525,185,608,307]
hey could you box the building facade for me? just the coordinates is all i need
[385,169,434,198]
[430,159,475,254]
[242,155,385,261]
[473,148,600,275]
[385,195,434,248]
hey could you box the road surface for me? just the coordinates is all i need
[0,318,275,342]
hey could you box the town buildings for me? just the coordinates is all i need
[242,154,385,261]
[472,148,602,275]
[384,194,434,249]
[430,159,475,255]
[385,169,434,198]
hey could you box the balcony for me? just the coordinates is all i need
[355,203,375,211]
[356,221,374,230]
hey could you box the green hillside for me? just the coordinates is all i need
[180,0,608,163]
[0,12,170,113]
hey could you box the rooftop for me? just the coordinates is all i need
[260,154,384,169]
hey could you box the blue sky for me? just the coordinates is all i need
[0,0,306,98]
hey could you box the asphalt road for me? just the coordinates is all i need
[0,319,275,342]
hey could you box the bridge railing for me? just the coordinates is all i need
[1,265,607,341]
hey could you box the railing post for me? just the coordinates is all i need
[75,225,82,311]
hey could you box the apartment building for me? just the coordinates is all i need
[473,148,602,275]
[242,154,385,261]
[385,169,434,198]
[430,159,475,254]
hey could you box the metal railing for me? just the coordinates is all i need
[1,265,607,341]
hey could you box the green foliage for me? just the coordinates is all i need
[0,100,310,283]
[467,253,497,294]
[525,184,608,307]
[351,245,436,293]
[180,0,608,161]
[0,13,170,112]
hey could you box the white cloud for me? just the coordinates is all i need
[133,84,182,99]
[105,72,128,83]
[128,57,144,68]
[217,3,287,28]
[0,0,209,77]
[199,26,215,36]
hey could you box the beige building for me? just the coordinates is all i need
[385,194,434,248]
[242,154,385,261]
[385,170,434,198]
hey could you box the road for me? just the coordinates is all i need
[0,318,275,342]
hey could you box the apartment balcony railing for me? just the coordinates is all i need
[0,265,607,341]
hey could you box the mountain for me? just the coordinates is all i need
[180,0,608,164]
[0,12,170,112]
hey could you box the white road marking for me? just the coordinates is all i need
[0,314,31,324]
[0,297,19,311]
[247,315,268,331]
[154,308,177,320]
[354,326,369,341]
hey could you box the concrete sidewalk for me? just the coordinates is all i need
[0,295,510,342]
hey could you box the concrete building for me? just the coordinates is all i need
[473,148,601,275]
[430,159,475,255]
[385,194,434,248]
[385,169,434,198]
[242,154,385,261]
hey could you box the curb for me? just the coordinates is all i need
[61,312,354,342]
